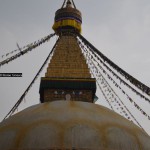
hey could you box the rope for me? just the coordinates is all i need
[1,49,18,60]
[78,42,114,110]
[91,51,150,103]
[77,33,150,97]
[95,75,114,110]
[78,39,146,131]
[61,0,66,8]
[77,35,150,103]
[78,38,150,131]
[78,38,150,122]
[3,38,59,121]
[71,0,76,9]
[0,33,55,68]
[81,41,150,121]
[92,60,145,129]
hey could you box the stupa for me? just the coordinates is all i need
[0,0,150,149]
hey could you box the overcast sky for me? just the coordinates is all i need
[0,0,150,135]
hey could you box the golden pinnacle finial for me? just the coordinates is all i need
[67,0,71,5]
[61,0,76,9]
[52,0,82,34]
[66,0,72,8]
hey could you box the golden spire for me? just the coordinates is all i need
[39,0,96,103]
[45,36,91,78]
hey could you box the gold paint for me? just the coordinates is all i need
[0,123,21,133]
[68,101,77,108]
[45,36,91,78]
[31,102,51,113]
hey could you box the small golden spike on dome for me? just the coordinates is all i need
[66,0,72,7]
[61,0,76,9]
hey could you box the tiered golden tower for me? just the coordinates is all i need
[39,0,96,103]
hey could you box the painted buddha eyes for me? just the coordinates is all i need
[54,90,65,95]
[73,91,82,95]
[54,90,82,95]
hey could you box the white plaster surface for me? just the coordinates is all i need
[0,101,150,150]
